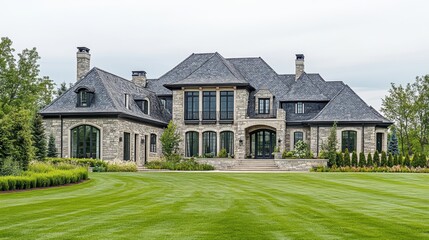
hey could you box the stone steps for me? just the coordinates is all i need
[230,159,280,171]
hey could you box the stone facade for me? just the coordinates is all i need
[43,117,163,165]
[274,159,327,171]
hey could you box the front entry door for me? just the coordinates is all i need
[251,130,276,159]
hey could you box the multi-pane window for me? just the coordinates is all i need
[220,131,234,156]
[376,133,383,152]
[123,132,131,160]
[296,102,304,114]
[202,91,216,120]
[150,134,156,153]
[342,131,357,152]
[258,98,270,114]
[77,90,92,107]
[185,131,199,157]
[220,91,234,120]
[294,131,304,148]
[185,91,199,120]
[203,131,217,156]
[71,125,100,159]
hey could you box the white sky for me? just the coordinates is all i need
[2,0,429,110]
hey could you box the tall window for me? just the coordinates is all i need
[150,134,157,153]
[295,102,304,114]
[125,94,130,109]
[185,131,199,157]
[376,133,383,152]
[342,131,357,152]
[71,125,100,159]
[203,131,217,156]
[294,131,304,147]
[185,91,199,120]
[258,98,270,114]
[202,91,216,120]
[123,132,131,160]
[220,131,234,156]
[220,91,234,120]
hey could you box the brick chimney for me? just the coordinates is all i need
[76,47,90,81]
[132,71,147,87]
[295,54,304,81]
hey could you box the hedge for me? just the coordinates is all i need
[146,159,214,171]
[312,165,429,173]
[0,166,88,191]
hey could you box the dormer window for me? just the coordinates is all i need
[295,102,304,114]
[258,98,270,114]
[135,99,149,114]
[74,86,95,107]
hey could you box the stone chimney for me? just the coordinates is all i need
[132,71,147,87]
[295,54,304,80]
[76,47,90,81]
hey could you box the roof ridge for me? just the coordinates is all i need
[93,68,122,111]
[310,85,347,120]
[225,57,260,60]
[216,53,247,82]
[177,52,217,82]
[158,53,197,80]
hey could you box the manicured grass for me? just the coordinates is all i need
[0,172,428,239]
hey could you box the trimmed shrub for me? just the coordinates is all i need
[312,165,429,173]
[351,151,358,167]
[218,148,228,158]
[420,153,428,168]
[393,154,399,166]
[367,153,373,167]
[0,158,22,176]
[282,151,293,159]
[343,149,351,167]
[387,153,393,167]
[399,153,404,166]
[380,151,387,167]
[106,162,137,172]
[358,152,366,167]
[336,152,344,167]
[146,158,214,171]
[373,150,380,167]
[404,154,411,167]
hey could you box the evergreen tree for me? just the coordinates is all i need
[387,128,399,156]
[336,152,343,167]
[32,114,47,161]
[387,153,393,167]
[411,153,419,168]
[47,134,57,158]
[404,154,411,167]
[327,122,338,167]
[343,149,351,167]
[373,150,380,167]
[359,152,366,167]
[420,153,428,168]
[367,152,373,167]
[399,153,404,166]
[351,151,358,167]
[380,151,387,167]
[393,154,399,165]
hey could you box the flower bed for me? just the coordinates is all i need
[312,165,429,173]
[45,158,137,172]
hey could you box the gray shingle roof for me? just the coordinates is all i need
[164,53,249,88]
[40,68,170,126]
[280,73,330,101]
[307,85,391,123]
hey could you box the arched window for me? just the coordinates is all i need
[220,131,234,156]
[71,125,100,158]
[342,130,357,152]
[203,131,217,156]
[293,131,304,148]
[185,131,199,157]
[74,86,94,107]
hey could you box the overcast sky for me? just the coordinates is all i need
[2,0,429,110]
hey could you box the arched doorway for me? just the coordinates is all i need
[250,129,276,159]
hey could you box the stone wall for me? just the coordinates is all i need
[43,117,164,165]
[274,159,328,171]
[196,158,239,170]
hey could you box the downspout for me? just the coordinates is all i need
[60,115,63,158]
[361,123,364,153]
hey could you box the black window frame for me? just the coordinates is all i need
[150,134,157,153]
[376,133,383,152]
[220,131,234,156]
[77,90,92,107]
[203,131,217,156]
[202,91,216,120]
[220,91,234,120]
[294,131,304,147]
[71,125,100,159]
[185,131,199,157]
[258,98,270,114]
[342,130,357,152]
[123,132,131,161]
[184,91,199,120]
[296,102,304,114]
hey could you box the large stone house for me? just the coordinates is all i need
[40,47,392,165]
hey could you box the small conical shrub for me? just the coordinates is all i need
[420,153,427,168]
[393,154,399,166]
[351,151,358,167]
[387,153,393,167]
[399,153,404,166]
[47,134,58,158]
[343,149,351,167]
[373,150,380,167]
[359,152,366,167]
[404,154,411,167]
[336,152,344,167]
[380,151,387,167]
[367,152,373,167]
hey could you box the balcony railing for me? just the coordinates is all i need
[184,111,234,124]
[249,109,277,118]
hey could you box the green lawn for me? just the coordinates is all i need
[0,172,428,240]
